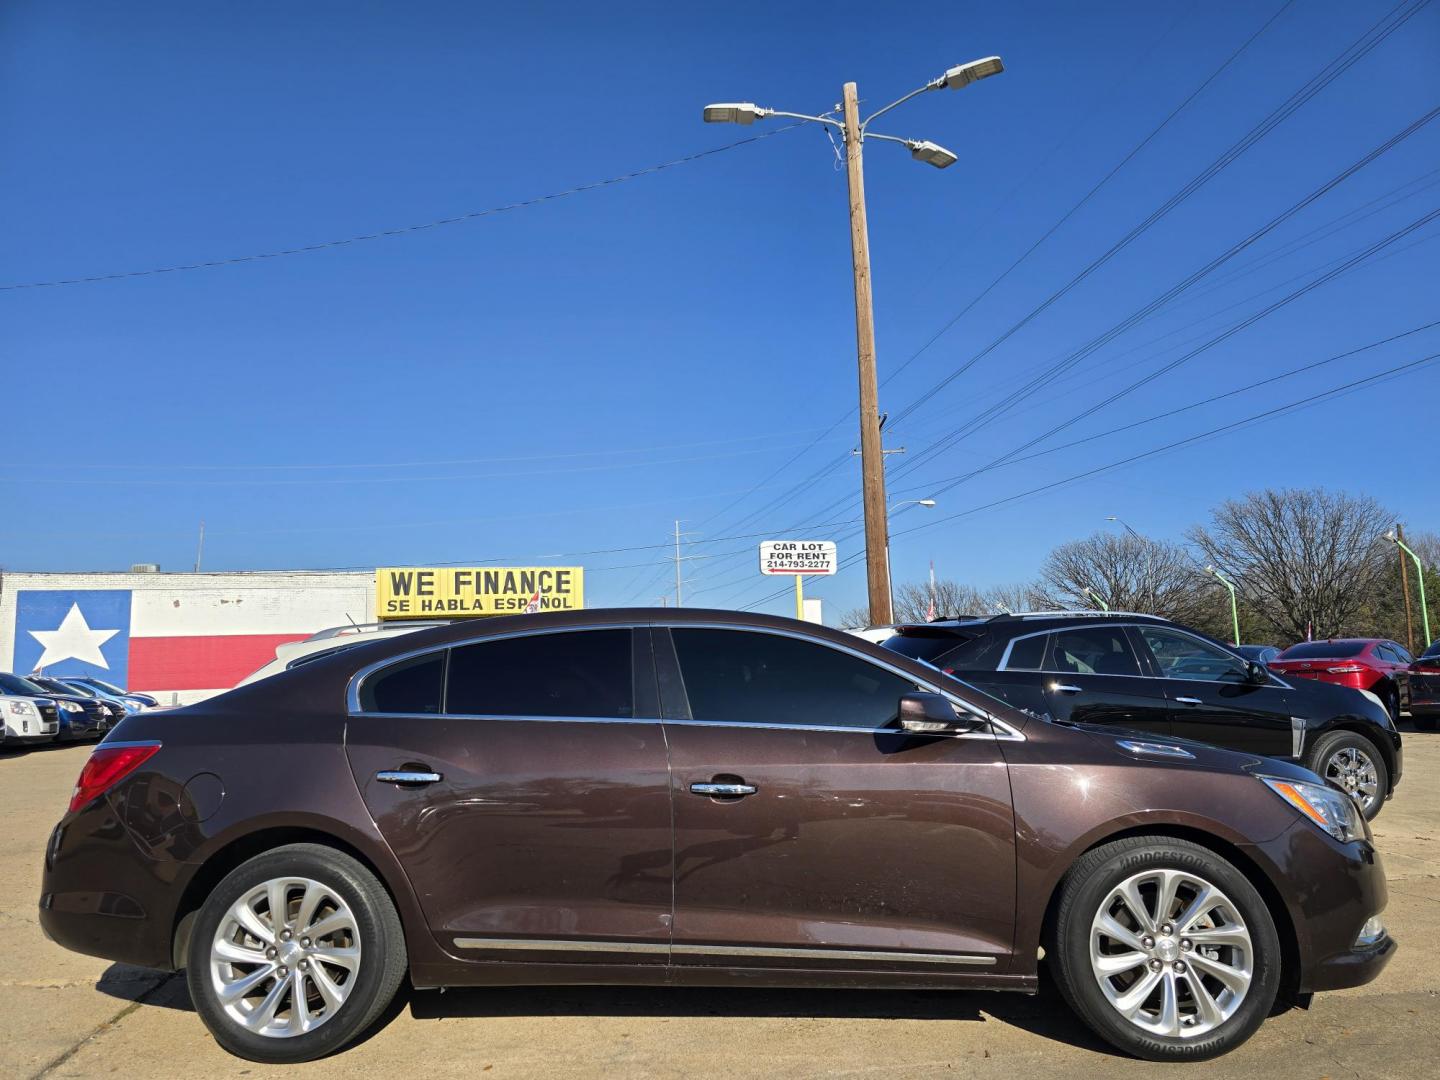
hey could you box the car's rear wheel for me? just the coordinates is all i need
[1308,730,1387,821]
[1051,836,1280,1061]
[186,843,406,1063]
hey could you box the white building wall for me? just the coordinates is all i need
[0,569,375,705]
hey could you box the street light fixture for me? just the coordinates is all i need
[1205,564,1241,647]
[940,56,1005,90]
[702,55,1005,627]
[885,498,938,609]
[1384,529,1432,646]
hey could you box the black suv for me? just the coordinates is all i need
[882,612,1403,819]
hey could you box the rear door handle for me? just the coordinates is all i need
[1051,683,1083,694]
[1175,697,1203,706]
[690,782,757,797]
[377,769,443,785]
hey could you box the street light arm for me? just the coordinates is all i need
[861,82,937,130]
[765,109,844,129]
[862,130,920,148]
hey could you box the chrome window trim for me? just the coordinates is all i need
[996,622,1293,690]
[347,619,1025,741]
[663,621,1025,742]
[452,937,996,966]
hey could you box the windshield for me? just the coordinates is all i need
[1422,642,1440,660]
[0,672,49,696]
[1278,640,1368,660]
[60,681,99,696]
[81,677,126,695]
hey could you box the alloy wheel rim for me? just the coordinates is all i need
[1089,868,1253,1038]
[1324,747,1379,814]
[209,876,361,1038]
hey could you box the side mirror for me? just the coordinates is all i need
[898,691,982,735]
[1245,660,1268,684]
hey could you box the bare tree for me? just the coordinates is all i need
[1189,488,1393,642]
[1035,531,1212,623]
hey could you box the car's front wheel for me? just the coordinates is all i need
[186,843,407,1063]
[1308,730,1388,821]
[1051,836,1280,1061]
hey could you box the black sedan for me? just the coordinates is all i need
[883,612,1402,820]
[1409,641,1440,730]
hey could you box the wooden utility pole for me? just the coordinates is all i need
[1398,522,1415,653]
[842,81,893,627]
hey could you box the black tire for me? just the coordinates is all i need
[1051,835,1280,1061]
[1307,729,1389,822]
[185,843,407,1063]
[1382,683,1400,724]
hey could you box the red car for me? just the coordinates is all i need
[1269,639,1412,720]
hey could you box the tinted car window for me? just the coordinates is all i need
[1047,627,1140,677]
[446,630,632,718]
[360,652,445,714]
[1387,643,1413,664]
[1277,640,1368,659]
[1423,642,1440,660]
[1138,627,1247,682]
[674,628,916,730]
[1002,633,1048,671]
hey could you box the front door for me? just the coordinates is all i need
[1132,625,1294,757]
[657,626,1016,977]
[1038,625,1172,738]
[343,626,674,968]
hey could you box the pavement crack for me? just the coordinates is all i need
[28,973,179,1080]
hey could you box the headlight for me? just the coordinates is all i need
[6,699,34,716]
[59,700,83,713]
[1261,776,1363,843]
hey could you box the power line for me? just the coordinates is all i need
[885,106,1440,485]
[0,125,802,292]
[738,348,1440,612]
[691,1,1297,537]
[882,0,1433,435]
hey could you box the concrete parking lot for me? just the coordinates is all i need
[5,729,1437,1080]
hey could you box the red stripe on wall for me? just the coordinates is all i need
[128,633,310,692]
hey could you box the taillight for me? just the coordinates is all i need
[69,743,161,814]
[1326,665,1366,674]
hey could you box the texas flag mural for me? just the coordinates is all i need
[14,588,316,695]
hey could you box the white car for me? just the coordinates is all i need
[0,683,60,745]
[235,621,448,688]
[844,624,903,645]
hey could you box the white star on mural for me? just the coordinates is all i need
[28,603,120,670]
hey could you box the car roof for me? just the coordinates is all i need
[894,611,1172,637]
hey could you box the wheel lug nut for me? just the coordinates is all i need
[301,937,311,948]
[1160,924,1173,936]
[1142,936,1155,949]
[1181,939,1192,951]
[277,966,287,977]
[266,947,277,959]
[1149,959,1162,972]
[1173,961,1186,973]
[299,959,309,970]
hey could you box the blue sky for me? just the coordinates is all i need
[2,0,1437,619]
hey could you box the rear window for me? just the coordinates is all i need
[881,629,975,669]
[1423,642,1440,660]
[359,652,445,714]
[1278,641,1368,660]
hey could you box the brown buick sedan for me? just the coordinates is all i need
[39,609,1393,1063]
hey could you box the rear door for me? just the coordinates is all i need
[1133,625,1294,757]
[1034,625,1172,737]
[659,625,1017,978]
[343,626,674,968]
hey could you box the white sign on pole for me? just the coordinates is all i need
[759,540,838,576]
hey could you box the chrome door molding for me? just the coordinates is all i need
[453,937,996,967]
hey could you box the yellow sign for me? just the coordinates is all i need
[377,567,584,619]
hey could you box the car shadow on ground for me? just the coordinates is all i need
[98,962,1114,1056]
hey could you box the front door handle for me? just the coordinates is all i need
[690,782,757,797]
[377,769,443,785]
[1175,697,1203,705]
[1051,683,1083,694]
